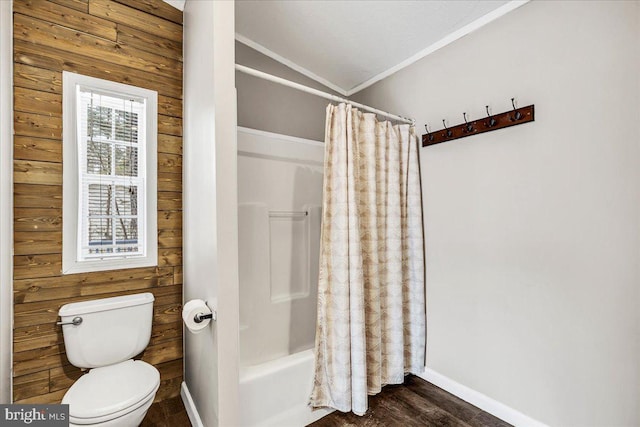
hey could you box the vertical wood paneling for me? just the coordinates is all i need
[14,40,182,99]
[89,0,182,42]
[13,0,118,41]
[48,0,89,13]
[158,134,182,155]
[14,111,62,139]
[14,254,63,280]
[14,87,62,116]
[13,62,62,94]
[13,13,182,81]
[112,0,182,25]
[14,160,62,185]
[13,371,50,401]
[14,136,62,163]
[117,24,182,61]
[14,184,62,208]
[13,0,183,403]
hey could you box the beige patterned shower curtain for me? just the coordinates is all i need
[309,103,426,416]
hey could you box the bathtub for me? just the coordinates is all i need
[239,349,334,427]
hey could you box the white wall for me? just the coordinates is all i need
[0,0,13,404]
[183,0,240,425]
[353,1,640,425]
[236,41,338,142]
[211,3,241,424]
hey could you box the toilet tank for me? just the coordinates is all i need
[58,293,155,369]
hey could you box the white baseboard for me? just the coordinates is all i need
[181,382,204,427]
[417,369,548,427]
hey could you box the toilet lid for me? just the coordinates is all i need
[62,360,160,421]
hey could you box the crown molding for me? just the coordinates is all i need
[235,34,349,96]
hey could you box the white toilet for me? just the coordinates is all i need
[58,293,161,427]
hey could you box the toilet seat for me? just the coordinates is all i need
[63,360,160,425]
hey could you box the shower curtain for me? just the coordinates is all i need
[309,103,425,416]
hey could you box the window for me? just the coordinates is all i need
[63,72,157,274]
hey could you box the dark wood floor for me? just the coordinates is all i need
[140,376,512,427]
[141,396,191,427]
[309,375,512,427]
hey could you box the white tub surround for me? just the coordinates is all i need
[240,350,333,427]
[237,128,327,426]
[237,127,324,367]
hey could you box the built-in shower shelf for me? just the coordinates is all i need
[269,210,308,218]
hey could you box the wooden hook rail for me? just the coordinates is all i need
[422,104,535,147]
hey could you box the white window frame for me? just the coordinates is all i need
[62,71,157,274]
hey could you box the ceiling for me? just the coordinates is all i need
[235,1,525,96]
[167,1,526,96]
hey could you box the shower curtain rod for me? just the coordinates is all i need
[235,64,415,125]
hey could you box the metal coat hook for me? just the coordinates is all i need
[425,124,434,142]
[511,98,522,121]
[463,112,473,132]
[443,119,453,138]
[486,105,497,127]
[421,100,535,147]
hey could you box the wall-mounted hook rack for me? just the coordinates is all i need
[422,103,535,147]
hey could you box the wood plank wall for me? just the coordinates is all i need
[12,0,183,404]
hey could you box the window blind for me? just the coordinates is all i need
[77,89,147,260]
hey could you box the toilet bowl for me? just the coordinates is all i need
[58,294,160,427]
[63,360,160,427]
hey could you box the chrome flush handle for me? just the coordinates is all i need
[57,316,83,326]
